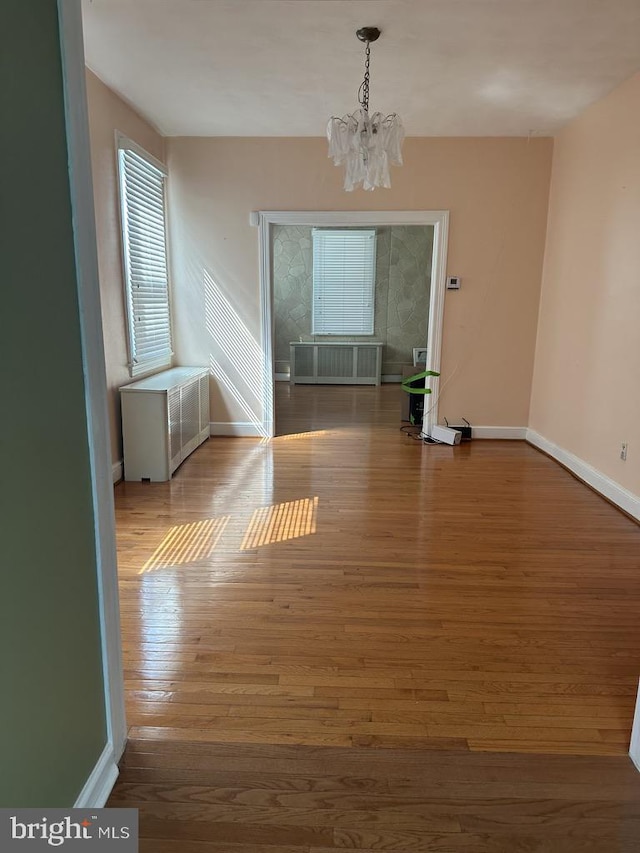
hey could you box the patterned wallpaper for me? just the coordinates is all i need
[273,225,433,376]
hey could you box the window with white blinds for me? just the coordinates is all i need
[312,229,376,335]
[117,138,172,376]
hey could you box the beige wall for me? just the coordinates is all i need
[167,137,552,429]
[530,72,640,495]
[86,70,165,464]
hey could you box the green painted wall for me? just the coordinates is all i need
[0,1,108,805]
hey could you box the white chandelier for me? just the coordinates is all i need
[327,27,404,192]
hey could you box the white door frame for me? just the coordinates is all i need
[58,0,126,803]
[631,681,640,771]
[258,210,450,438]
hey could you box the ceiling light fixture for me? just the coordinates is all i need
[327,27,404,192]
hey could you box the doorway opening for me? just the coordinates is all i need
[257,211,450,438]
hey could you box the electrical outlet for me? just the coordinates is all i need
[620,442,628,461]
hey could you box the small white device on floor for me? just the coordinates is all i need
[423,425,462,445]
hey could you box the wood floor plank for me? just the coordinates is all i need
[139,844,307,853]
[110,776,640,805]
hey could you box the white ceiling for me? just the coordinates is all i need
[81,0,640,137]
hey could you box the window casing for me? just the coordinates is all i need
[117,137,172,377]
[312,229,376,335]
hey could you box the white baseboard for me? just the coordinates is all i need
[471,426,528,440]
[210,421,264,438]
[527,429,640,522]
[74,742,119,808]
[112,460,123,484]
[275,373,290,382]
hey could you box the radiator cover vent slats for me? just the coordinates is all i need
[318,346,354,378]
[120,367,210,481]
[290,342,382,386]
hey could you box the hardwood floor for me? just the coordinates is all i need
[109,738,640,851]
[114,384,640,756]
[111,383,640,847]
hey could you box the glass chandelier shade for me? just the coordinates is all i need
[327,28,405,192]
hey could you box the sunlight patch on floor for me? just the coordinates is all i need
[276,430,328,440]
[141,517,231,573]
[240,497,319,549]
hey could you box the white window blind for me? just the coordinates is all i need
[117,141,172,376]
[312,229,376,335]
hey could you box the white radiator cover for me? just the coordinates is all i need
[290,342,383,385]
[120,367,210,482]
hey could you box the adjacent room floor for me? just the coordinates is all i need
[109,383,640,849]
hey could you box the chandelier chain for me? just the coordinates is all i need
[358,41,371,113]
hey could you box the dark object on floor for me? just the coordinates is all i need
[445,416,472,440]
[401,369,440,426]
